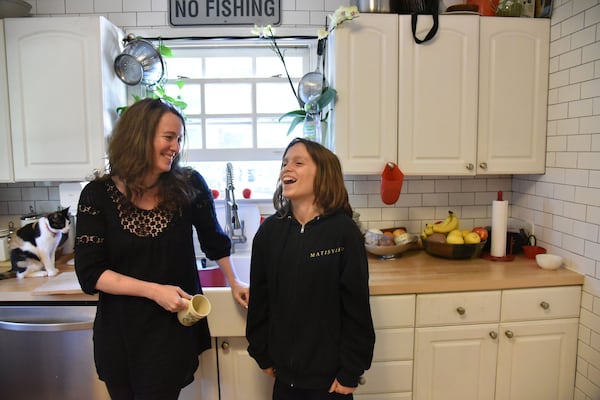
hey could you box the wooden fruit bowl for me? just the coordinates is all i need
[423,240,487,259]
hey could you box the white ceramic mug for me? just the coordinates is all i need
[177,294,211,327]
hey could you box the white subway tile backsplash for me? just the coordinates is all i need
[136,11,166,26]
[422,193,448,206]
[562,12,585,36]
[66,0,94,14]
[564,233,585,255]
[558,82,582,102]
[582,41,600,63]
[124,0,151,13]
[581,78,600,99]
[569,98,595,117]
[572,25,597,48]
[556,151,579,167]
[36,0,66,14]
[584,3,600,26]
[151,0,168,12]
[578,152,600,169]
[94,0,123,13]
[570,62,595,83]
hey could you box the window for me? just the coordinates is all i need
[129,38,315,199]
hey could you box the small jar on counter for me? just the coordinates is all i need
[0,229,10,262]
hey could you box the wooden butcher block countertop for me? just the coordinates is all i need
[0,250,585,302]
[367,249,584,295]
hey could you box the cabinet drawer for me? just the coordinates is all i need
[373,328,413,362]
[371,295,415,328]
[355,360,412,395]
[501,286,581,322]
[416,291,501,326]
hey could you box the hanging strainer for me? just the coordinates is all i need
[114,35,165,86]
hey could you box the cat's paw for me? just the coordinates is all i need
[28,270,49,278]
[46,268,59,277]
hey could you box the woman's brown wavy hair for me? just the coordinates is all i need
[105,98,197,210]
[273,137,353,218]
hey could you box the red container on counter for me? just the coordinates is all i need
[466,0,499,15]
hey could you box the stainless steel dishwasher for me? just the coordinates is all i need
[0,305,109,400]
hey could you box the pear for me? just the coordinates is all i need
[446,230,465,245]
[464,231,482,244]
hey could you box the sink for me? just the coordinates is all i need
[197,252,251,287]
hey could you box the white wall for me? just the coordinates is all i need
[3,0,600,398]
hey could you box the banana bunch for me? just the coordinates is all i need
[421,211,460,239]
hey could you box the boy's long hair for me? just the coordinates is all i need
[273,137,353,218]
[105,98,197,210]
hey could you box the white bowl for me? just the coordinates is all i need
[536,254,563,270]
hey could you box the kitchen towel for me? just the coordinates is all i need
[491,191,508,257]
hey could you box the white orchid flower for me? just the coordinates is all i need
[251,24,274,38]
[317,28,329,40]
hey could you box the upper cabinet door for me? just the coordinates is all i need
[477,18,550,174]
[397,15,480,176]
[327,14,398,174]
[0,21,14,182]
[5,16,125,181]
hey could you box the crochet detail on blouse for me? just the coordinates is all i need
[107,182,173,238]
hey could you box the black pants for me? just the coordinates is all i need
[273,378,353,400]
[105,381,181,400]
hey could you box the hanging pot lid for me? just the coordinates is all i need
[114,36,165,86]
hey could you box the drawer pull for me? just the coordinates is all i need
[540,301,550,310]
[505,330,514,339]
[359,376,366,385]
[221,341,230,351]
[456,306,466,315]
[489,331,498,339]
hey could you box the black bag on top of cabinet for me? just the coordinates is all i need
[393,0,439,44]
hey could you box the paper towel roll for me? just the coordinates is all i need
[491,199,508,257]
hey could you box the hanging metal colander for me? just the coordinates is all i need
[114,35,165,86]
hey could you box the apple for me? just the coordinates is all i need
[472,227,488,242]
[242,188,252,199]
[211,189,220,199]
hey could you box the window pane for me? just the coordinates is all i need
[205,83,252,114]
[166,57,203,79]
[206,57,253,78]
[206,118,252,149]
[185,161,280,200]
[185,120,203,149]
[257,117,295,148]
[176,83,202,114]
[256,55,304,79]
[256,82,301,114]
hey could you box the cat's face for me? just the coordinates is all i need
[46,207,71,233]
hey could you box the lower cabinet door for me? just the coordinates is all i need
[413,324,498,400]
[495,319,579,400]
[217,337,274,399]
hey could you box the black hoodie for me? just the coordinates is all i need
[246,210,375,390]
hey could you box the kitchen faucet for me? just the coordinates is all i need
[225,162,246,253]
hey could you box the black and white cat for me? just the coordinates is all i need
[9,207,71,279]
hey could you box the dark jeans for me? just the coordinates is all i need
[273,378,354,400]
[105,382,181,400]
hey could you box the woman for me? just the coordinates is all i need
[246,138,375,399]
[75,98,249,399]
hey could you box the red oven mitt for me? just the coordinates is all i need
[381,162,404,205]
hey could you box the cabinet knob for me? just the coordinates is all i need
[479,162,488,170]
[466,163,474,171]
[221,341,230,351]
[456,306,466,315]
[358,376,366,385]
[504,330,514,339]
[489,331,498,339]
[540,301,550,310]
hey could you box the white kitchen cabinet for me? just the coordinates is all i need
[329,15,549,176]
[477,18,550,175]
[355,295,415,399]
[216,337,273,399]
[180,345,220,400]
[0,20,13,182]
[4,16,125,181]
[413,286,580,400]
[326,13,398,174]
[397,14,480,176]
